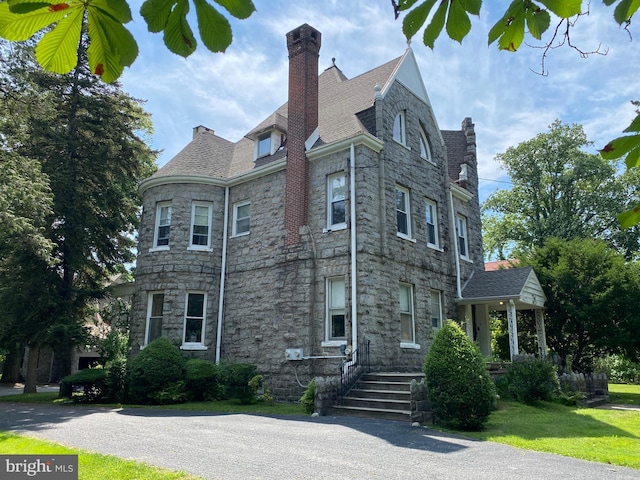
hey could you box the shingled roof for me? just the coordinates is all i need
[459,267,546,309]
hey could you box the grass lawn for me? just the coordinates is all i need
[0,432,204,480]
[460,383,640,469]
[1,384,638,471]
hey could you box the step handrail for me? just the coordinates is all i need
[339,339,370,403]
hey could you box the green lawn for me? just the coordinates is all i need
[460,383,640,469]
[1,384,638,472]
[0,432,204,480]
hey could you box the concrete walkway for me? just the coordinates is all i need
[0,383,60,396]
[0,401,638,480]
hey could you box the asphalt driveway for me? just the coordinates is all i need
[0,402,638,480]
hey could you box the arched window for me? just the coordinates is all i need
[419,127,432,161]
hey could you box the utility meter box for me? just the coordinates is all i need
[285,348,303,360]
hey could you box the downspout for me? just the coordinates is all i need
[448,187,462,299]
[215,186,230,364]
[350,143,358,348]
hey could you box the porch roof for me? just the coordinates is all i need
[458,267,546,310]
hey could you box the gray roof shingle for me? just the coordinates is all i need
[461,267,534,299]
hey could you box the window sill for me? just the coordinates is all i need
[149,246,170,253]
[392,139,411,151]
[231,232,250,238]
[397,233,416,243]
[321,340,347,348]
[187,246,213,252]
[427,244,443,252]
[323,224,347,233]
[180,345,208,351]
[460,256,473,264]
[400,342,421,350]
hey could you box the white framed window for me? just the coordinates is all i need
[152,202,171,249]
[190,202,212,249]
[232,201,251,237]
[327,173,346,230]
[456,214,469,259]
[399,282,415,343]
[182,292,206,349]
[425,199,439,248]
[257,133,271,158]
[326,277,346,342]
[393,111,406,145]
[395,186,412,239]
[430,290,443,331]
[145,292,164,346]
[419,127,432,162]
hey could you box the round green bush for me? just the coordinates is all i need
[423,320,495,431]
[504,355,560,404]
[185,359,219,401]
[128,337,185,404]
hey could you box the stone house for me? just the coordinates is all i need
[130,24,546,401]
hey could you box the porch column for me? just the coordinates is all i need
[507,299,519,360]
[535,309,547,358]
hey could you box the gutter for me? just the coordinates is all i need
[349,143,358,348]
[215,186,230,363]
[448,187,462,299]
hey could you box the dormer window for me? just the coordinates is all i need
[257,133,271,158]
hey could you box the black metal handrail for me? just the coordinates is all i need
[339,339,370,403]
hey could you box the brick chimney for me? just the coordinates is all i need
[284,24,321,246]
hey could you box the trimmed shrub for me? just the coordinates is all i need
[218,363,257,404]
[128,337,185,404]
[299,379,316,414]
[60,368,109,403]
[185,359,220,401]
[424,320,495,431]
[504,355,560,404]
[105,356,128,403]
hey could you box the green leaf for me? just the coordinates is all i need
[623,113,640,133]
[402,0,435,40]
[488,0,524,48]
[599,134,640,160]
[194,0,231,53]
[87,5,138,82]
[446,0,472,43]
[461,0,482,16]
[613,0,640,24]
[213,0,255,19]
[34,5,83,73]
[617,203,640,228]
[7,2,50,14]
[498,8,526,51]
[89,0,132,23]
[140,0,178,33]
[398,0,421,11]
[423,0,447,49]
[624,145,640,169]
[163,0,196,57]
[0,1,69,41]
[526,7,550,39]
[537,0,582,18]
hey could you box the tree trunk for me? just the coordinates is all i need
[1,346,23,384]
[23,345,40,394]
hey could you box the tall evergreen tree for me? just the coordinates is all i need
[0,40,157,391]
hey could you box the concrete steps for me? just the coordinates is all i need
[332,372,425,422]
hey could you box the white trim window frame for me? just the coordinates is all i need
[425,199,439,248]
[327,173,347,230]
[152,202,171,250]
[393,111,407,146]
[232,201,251,237]
[430,289,443,331]
[182,292,207,350]
[325,277,347,343]
[399,282,416,344]
[145,291,164,346]
[395,185,412,240]
[189,202,213,250]
[419,126,433,163]
[456,214,469,260]
[256,132,271,159]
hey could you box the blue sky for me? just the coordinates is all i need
[119,1,640,203]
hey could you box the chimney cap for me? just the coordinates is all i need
[286,23,321,50]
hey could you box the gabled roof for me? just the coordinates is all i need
[459,267,546,309]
